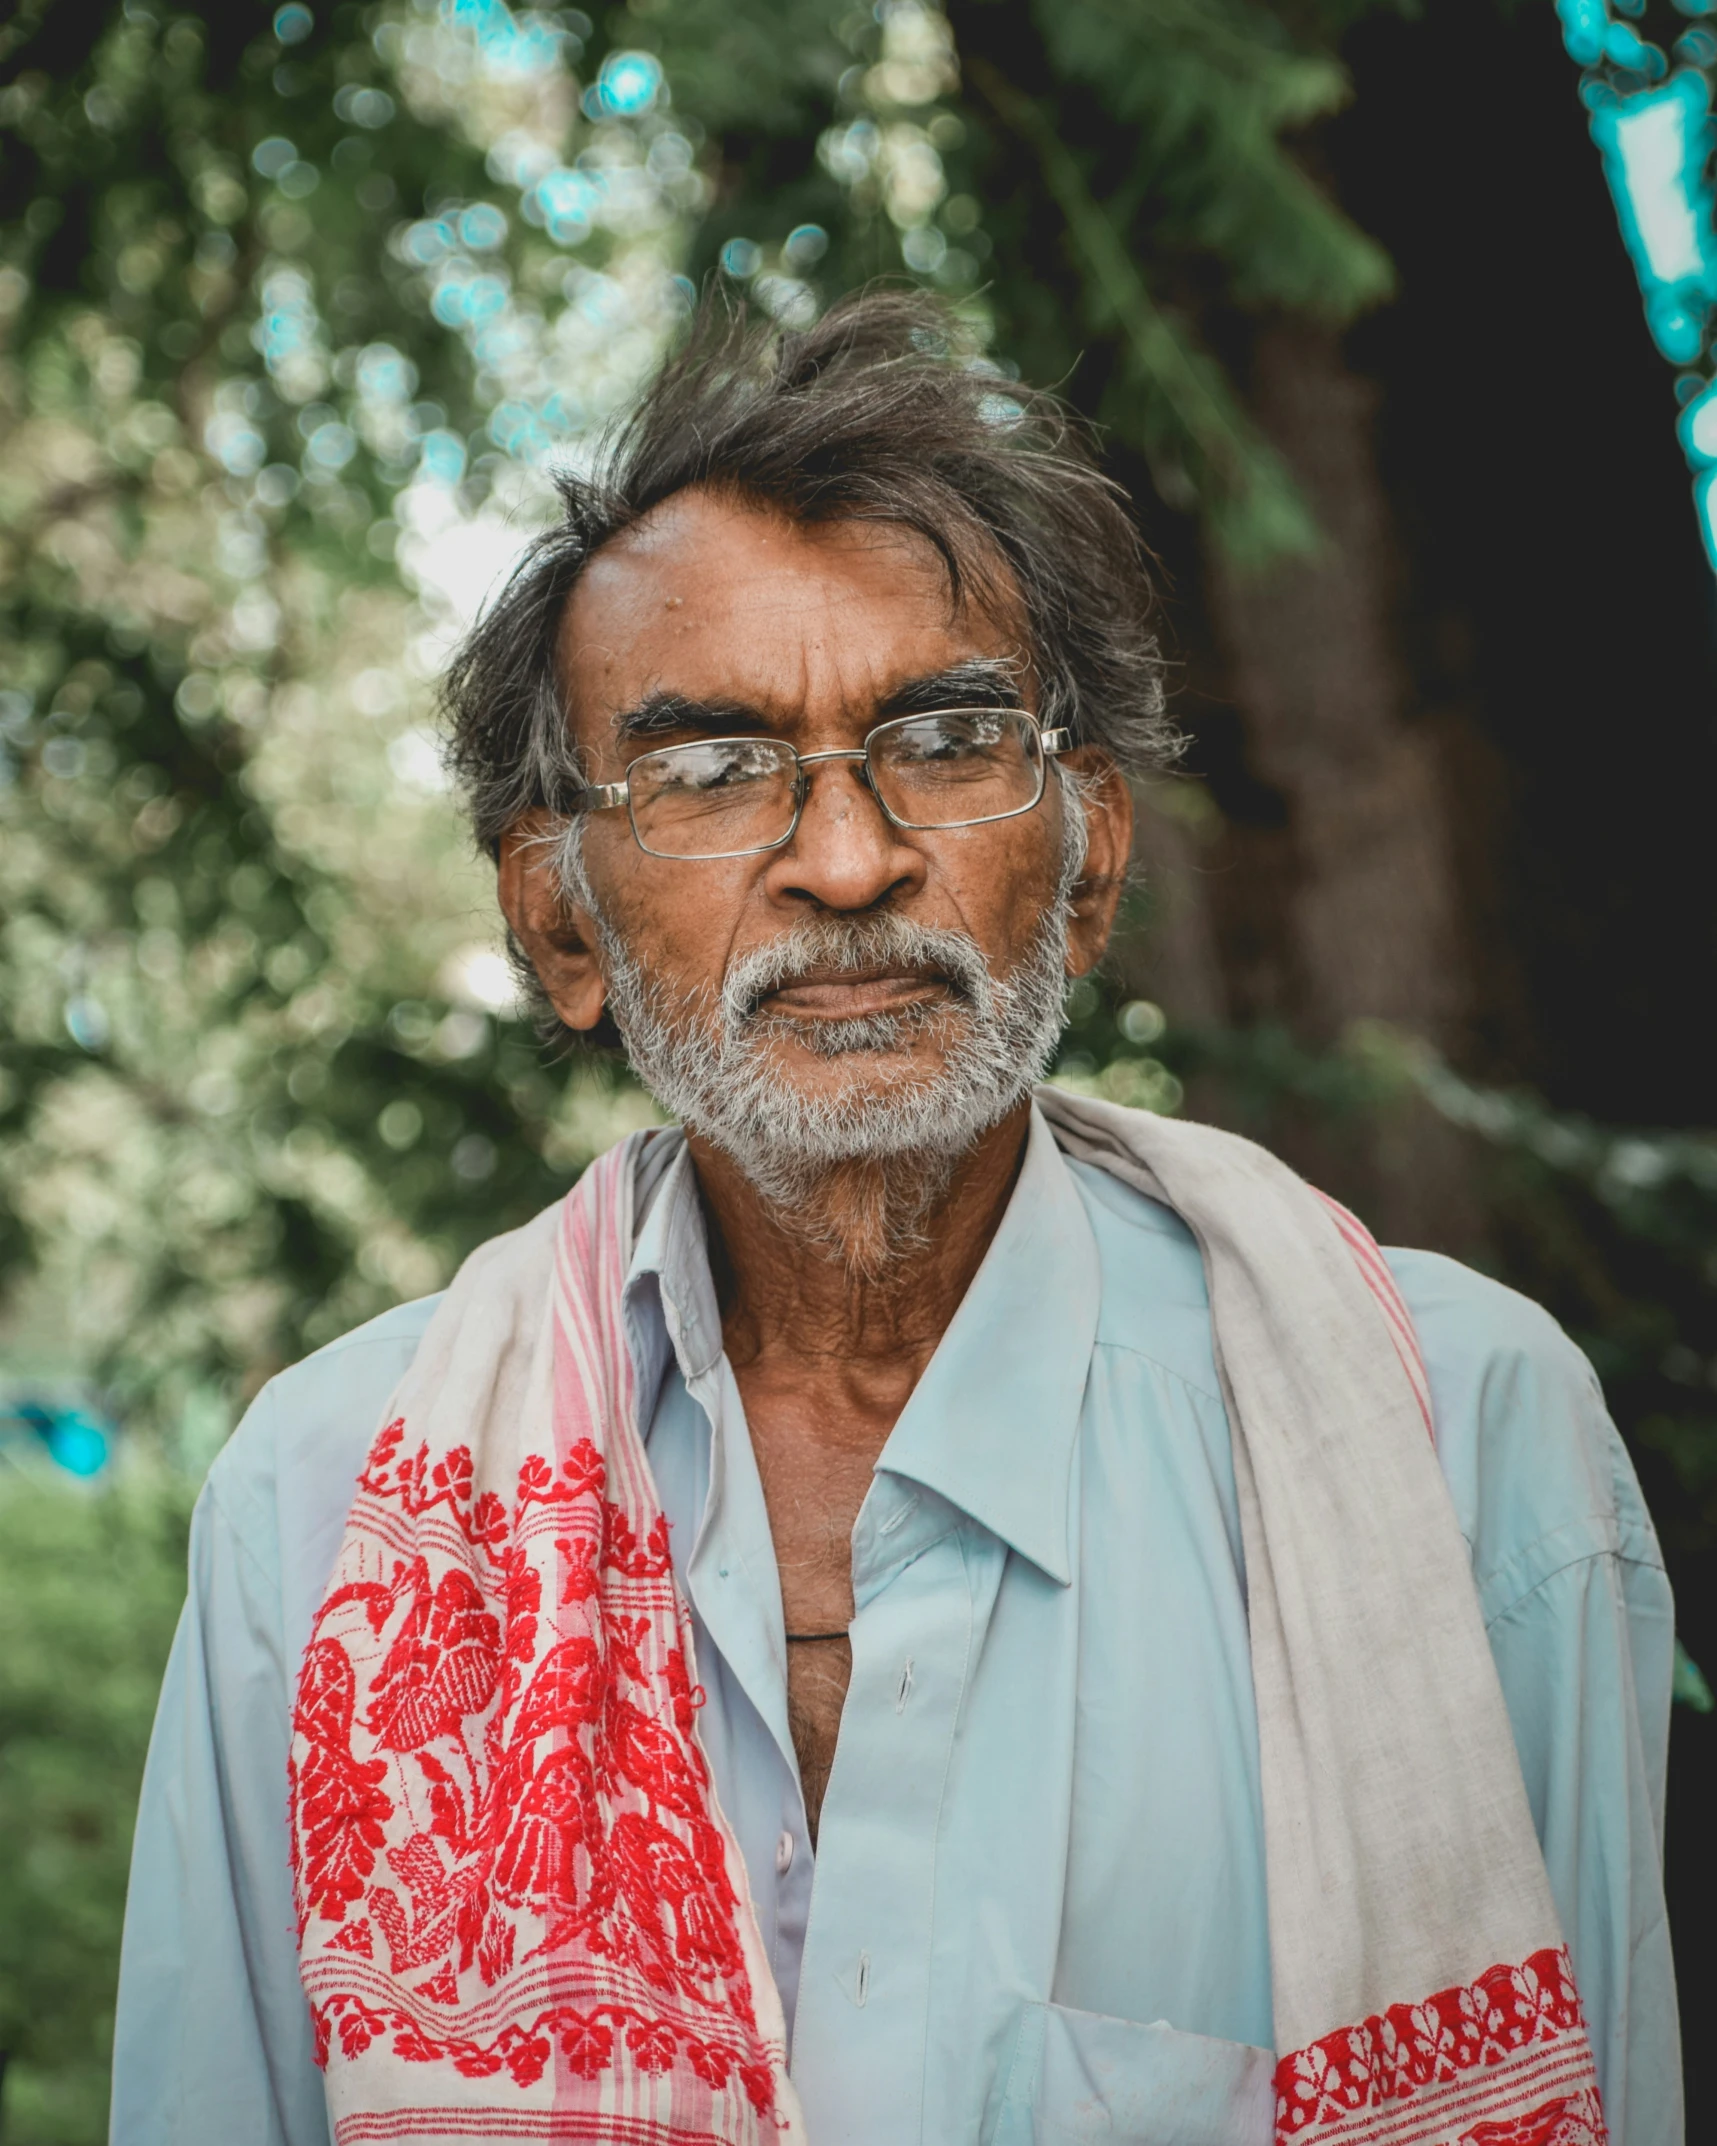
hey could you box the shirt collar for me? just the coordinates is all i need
[622,1106,1100,1586]
[624,1132,721,1428]
[872,1105,1099,1586]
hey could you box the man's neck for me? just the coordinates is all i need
[687,1102,1032,1843]
[687,1101,1032,1377]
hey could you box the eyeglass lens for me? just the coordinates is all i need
[625,710,1045,859]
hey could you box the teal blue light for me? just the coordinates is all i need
[1696,466,1717,564]
[1590,71,1717,362]
[9,1400,113,1477]
[1604,17,1668,69]
[530,167,601,245]
[429,272,508,330]
[48,1414,110,1477]
[417,429,467,486]
[1677,378,1717,458]
[598,50,663,116]
[1563,3,1717,573]
[442,0,560,76]
[1559,0,1613,64]
[458,203,508,253]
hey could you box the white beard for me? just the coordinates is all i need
[554,796,1082,1260]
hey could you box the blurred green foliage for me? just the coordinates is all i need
[0,0,679,1458]
[0,1476,191,2143]
[660,0,1405,558]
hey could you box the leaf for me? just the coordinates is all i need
[1674,1637,1714,1712]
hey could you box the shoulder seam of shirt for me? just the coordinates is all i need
[1480,1515,1666,1631]
[1090,1334,1224,1410]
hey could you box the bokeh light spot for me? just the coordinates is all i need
[598,50,663,116]
[252,135,297,179]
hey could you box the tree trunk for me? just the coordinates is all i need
[1185,319,1483,1250]
[1208,322,1464,1042]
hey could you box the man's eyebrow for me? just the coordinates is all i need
[612,660,1026,741]
[875,659,1026,716]
[612,691,774,741]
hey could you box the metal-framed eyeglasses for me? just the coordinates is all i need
[576,706,1072,861]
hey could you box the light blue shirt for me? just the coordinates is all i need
[111,1113,1681,2144]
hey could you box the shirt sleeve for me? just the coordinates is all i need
[1480,1447,1680,2146]
[109,1387,330,2146]
[1392,1247,1681,2145]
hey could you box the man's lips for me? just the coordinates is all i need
[759,966,954,1018]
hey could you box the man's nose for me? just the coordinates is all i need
[762,755,928,912]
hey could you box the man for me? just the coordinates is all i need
[112,294,1678,2146]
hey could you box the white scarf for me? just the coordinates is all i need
[290,1097,1605,2146]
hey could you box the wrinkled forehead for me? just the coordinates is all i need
[555,487,1034,749]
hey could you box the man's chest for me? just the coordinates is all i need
[768,1444,1276,2144]
[734,1369,899,1838]
[653,1349,1278,2128]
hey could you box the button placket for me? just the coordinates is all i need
[791,1509,1002,2145]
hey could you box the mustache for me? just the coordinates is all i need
[720,915,996,1030]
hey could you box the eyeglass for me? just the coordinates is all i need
[576,707,1072,861]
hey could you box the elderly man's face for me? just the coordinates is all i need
[501,488,1130,1188]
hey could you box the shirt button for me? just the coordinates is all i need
[775,1830,794,1875]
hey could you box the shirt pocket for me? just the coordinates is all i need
[994,2000,1275,2146]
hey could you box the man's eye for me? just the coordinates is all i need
[659,747,777,792]
[895,724,995,764]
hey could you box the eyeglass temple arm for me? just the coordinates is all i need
[576,780,630,813]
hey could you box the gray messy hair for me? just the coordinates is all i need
[442,284,1177,860]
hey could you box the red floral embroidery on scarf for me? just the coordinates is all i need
[1464,2094,1607,2146]
[291,1409,770,2115]
[290,1640,395,1925]
[302,1994,777,2111]
[1275,1946,1604,2146]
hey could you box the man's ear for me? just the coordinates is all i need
[1061,752,1135,980]
[495,816,609,1033]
